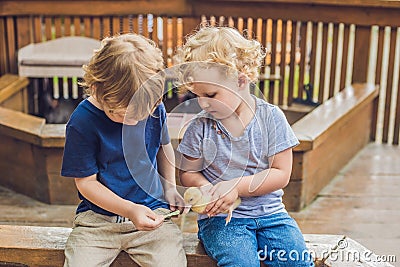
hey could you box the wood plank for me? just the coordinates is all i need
[309,22,318,93]
[92,17,101,39]
[381,28,397,143]
[32,15,42,43]
[73,17,81,36]
[54,17,62,38]
[269,19,278,104]
[352,25,370,83]
[0,107,45,145]
[112,16,120,35]
[0,18,8,74]
[102,17,111,38]
[0,224,392,267]
[318,23,328,103]
[339,24,349,91]
[6,17,17,73]
[287,20,297,105]
[394,69,400,145]
[44,16,52,41]
[300,103,372,206]
[329,23,339,98]
[0,75,29,104]
[122,16,130,34]
[0,135,43,201]
[83,17,91,37]
[297,21,307,100]
[64,16,71,36]
[292,83,378,151]
[16,17,32,49]
[278,20,287,105]
[370,27,385,141]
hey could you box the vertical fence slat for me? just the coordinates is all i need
[131,15,140,33]
[269,20,278,104]
[353,26,370,83]
[17,17,32,47]
[92,17,101,39]
[288,20,297,106]
[33,16,42,43]
[153,16,160,46]
[318,23,328,103]
[393,65,400,144]
[112,16,120,35]
[329,24,339,98]
[122,16,130,34]
[298,21,307,100]
[142,15,149,38]
[172,17,178,53]
[44,17,52,40]
[257,18,267,98]
[247,17,253,39]
[309,22,317,92]
[371,27,385,141]
[278,20,287,106]
[54,17,62,38]
[64,16,71,36]
[340,25,350,91]
[0,18,8,74]
[177,18,183,48]
[73,17,81,36]
[102,17,111,38]
[6,17,17,73]
[83,17,91,37]
[162,17,169,65]
[382,28,397,143]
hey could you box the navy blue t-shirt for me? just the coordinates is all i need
[61,99,170,215]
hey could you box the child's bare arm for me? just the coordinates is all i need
[205,148,293,216]
[75,175,164,230]
[157,143,185,212]
[236,148,293,197]
[178,154,212,189]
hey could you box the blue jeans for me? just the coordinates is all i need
[197,212,314,267]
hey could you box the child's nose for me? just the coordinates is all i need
[198,97,210,108]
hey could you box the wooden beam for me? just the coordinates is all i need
[0,0,193,17]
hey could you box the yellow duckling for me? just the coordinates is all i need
[183,187,241,225]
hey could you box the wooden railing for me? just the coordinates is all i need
[1,0,399,145]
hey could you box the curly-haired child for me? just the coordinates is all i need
[177,26,314,266]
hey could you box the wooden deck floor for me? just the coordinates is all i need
[0,143,399,264]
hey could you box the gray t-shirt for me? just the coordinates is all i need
[177,96,299,219]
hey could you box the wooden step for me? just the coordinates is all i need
[0,225,393,267]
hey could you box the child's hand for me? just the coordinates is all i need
[164,187,186,213]
[206,180,239,217]
[127,204,164,231]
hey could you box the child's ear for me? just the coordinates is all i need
[237,74,247,89]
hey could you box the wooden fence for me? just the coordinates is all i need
[1,0,399,145]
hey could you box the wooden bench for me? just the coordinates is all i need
[0,74,29,113]
[18,36,100,78]
[285,83,379,211]
[0,225,393,267]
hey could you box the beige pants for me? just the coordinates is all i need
[64,208,187,267]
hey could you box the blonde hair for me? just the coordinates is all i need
[80,33,165,120]
[176,26,266,92]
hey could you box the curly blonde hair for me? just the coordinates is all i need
[80,33,165,120]
[176,26,266,92]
